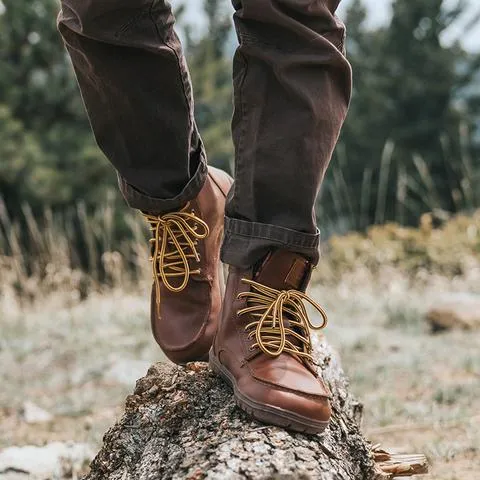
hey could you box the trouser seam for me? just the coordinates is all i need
[221,218,321,267]
[224,218,320,249]
[232,51,249,217]
[225,230,316,247]
[240,29,344,53]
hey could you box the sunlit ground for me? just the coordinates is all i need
[1,262,479,479]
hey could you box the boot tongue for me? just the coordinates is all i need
[255,250,313,292]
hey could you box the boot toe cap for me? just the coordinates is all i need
[237,376,331,432]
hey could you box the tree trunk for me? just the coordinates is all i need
[82,336,424,480]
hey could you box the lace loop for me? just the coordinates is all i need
[237,279,328,363]
[143,205,209,315]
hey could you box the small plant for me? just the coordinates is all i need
[317,210,480,283]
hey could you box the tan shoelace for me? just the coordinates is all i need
[143,204,209,315]
[237,279,328,363]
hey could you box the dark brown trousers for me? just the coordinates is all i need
[58,0,351,267]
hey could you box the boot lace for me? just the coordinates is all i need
[143,204,209,315]
[237,279,328,364]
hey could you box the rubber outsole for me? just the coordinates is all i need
[209,351,329,435]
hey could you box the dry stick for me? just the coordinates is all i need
[372,446,428,478]
[412,153,442,210]
[77,201,98,282]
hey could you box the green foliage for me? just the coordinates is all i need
[0,104,41,204]
[318,210,480,281]
[0,0,116,214]
[319,0,480,234]
[184,0,234,174]
[0,0,78,128]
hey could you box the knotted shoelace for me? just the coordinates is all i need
[237,279,328,364]
[143,205,209,315]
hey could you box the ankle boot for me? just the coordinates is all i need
[144,166,233,365]
[210,250,331,434]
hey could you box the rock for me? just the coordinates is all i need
[81,336,428,479]
[0,442,93,479]
[426,292,480,331]
[20,402,53,424]
[83,337,377,480]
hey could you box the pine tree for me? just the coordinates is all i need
[0,0,114,213]
[185,0,234,173]
[319,0,480,232]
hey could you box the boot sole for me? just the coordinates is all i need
[209,351,329,434]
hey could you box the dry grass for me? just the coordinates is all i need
[0,196,151,306]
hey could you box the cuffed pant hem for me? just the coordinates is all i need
[221,217,320,268]
[117,159,208,214]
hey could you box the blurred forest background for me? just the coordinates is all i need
[1,0,480,289]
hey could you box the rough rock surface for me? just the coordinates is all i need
[83,336,378,480]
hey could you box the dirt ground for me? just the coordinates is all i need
[1,267,479,479]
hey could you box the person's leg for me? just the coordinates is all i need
[58,0,206,213]
[58,0,233,364]
[212,0,352,432]
[222,0,352,267]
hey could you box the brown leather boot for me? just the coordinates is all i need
[143,166,233,365]
[210,250,331,434]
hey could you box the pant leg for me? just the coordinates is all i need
[58,0,207,213]
[222,0,352,267]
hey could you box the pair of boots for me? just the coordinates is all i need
[145,167,331,434]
